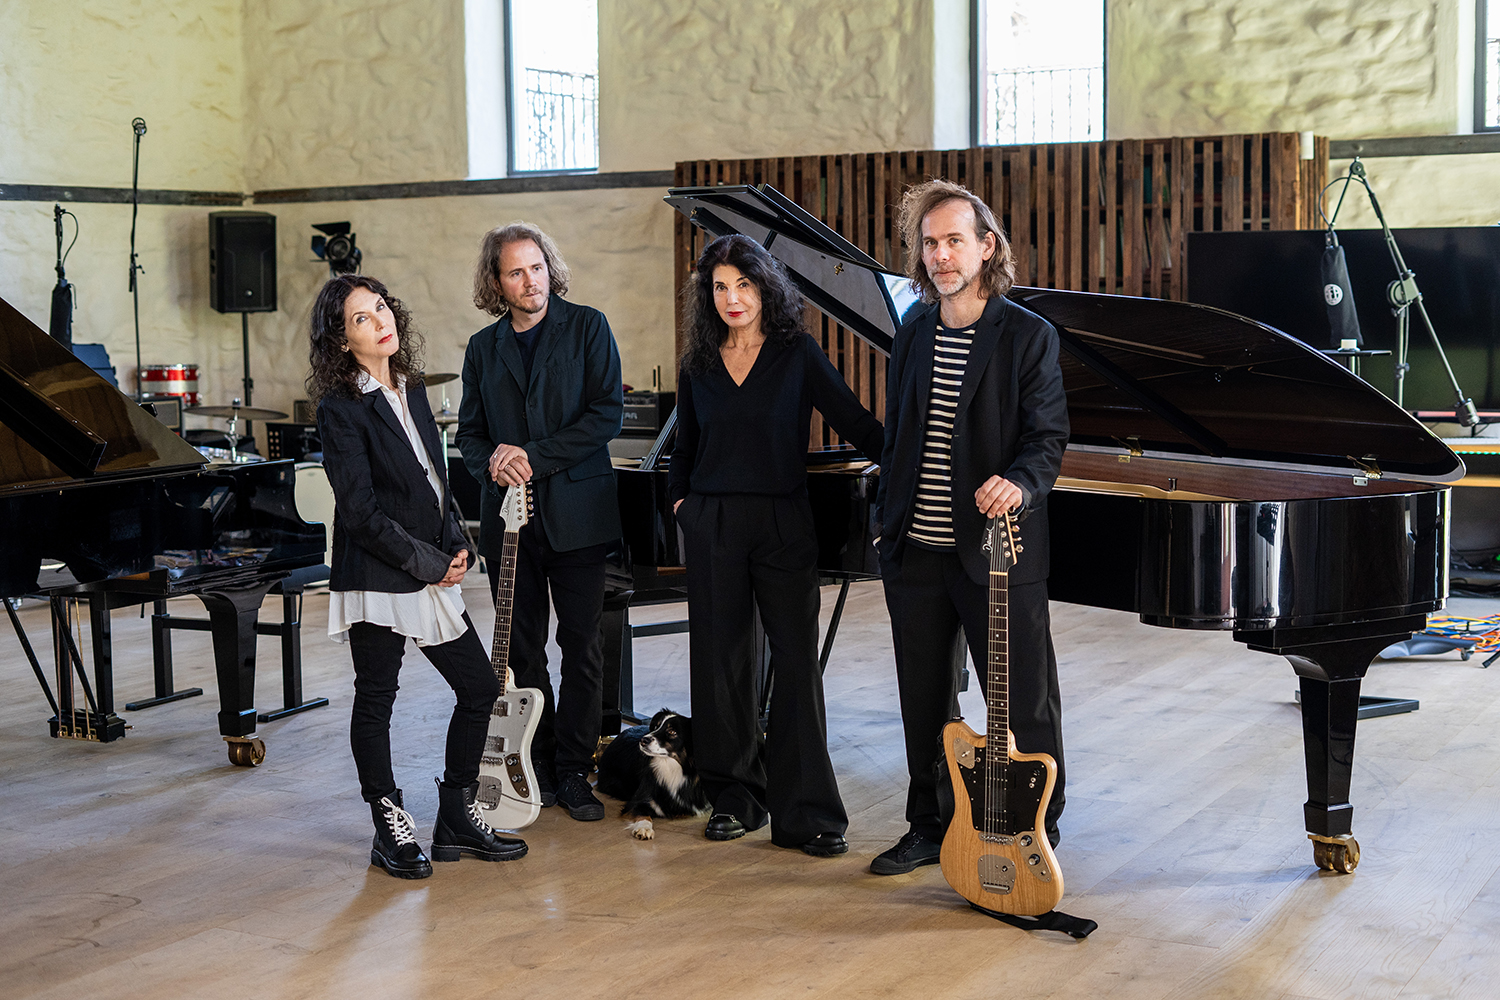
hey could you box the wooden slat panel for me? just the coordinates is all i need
[671,132,1322,413]
[1121,139,1142,296]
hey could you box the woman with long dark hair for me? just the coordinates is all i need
[669,234,884,856]
[309,274,526,879]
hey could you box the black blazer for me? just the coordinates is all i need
[456,294,624,557]
[875,295,1069,586]
[317,382,470,594]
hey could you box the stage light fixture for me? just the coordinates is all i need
[310,221,362,275]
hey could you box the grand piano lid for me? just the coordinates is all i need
[1011,287,1464,483]
[0,293,207,495]
[665,184,920,355]
[667,184,1462,484]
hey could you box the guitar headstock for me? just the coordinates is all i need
[501,481,533,532]
[983,509,1024,573]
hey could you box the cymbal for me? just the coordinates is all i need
[185,404,289,421]
[422,372,460,387]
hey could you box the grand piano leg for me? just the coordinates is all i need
[1239,617,1422,874]
[198,582,276,767]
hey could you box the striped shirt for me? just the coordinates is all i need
[907,325,974,549]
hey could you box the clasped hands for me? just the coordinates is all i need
[489,443,533,487]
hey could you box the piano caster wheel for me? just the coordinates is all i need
[1310,834,1360,873]
[225,736,266,767]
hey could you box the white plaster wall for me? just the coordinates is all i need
[243,0,469,190]
[1108,0,1465,140]
[1324,155,1500,228]
[0,200,258,408]
[0,1,245,189]
[598,0,939,171]
[1,189,675,442]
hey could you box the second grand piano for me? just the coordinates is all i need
[660,184,1462,874]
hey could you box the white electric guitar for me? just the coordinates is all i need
[474,482,544,830]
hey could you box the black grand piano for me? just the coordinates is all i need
[1,293,325,766]
[633,184,1461,874]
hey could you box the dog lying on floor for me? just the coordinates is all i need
[595,709,710,840]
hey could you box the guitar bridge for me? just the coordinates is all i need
[978,855,1016,893]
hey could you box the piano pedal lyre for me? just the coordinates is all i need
[1309,832,1360,874]
[224,736,266,767]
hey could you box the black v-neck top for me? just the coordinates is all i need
[668,333,885,502]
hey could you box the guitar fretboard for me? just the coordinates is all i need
[489,529,518,696]
[983,514,1014,839]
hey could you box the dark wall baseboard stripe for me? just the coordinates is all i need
[1331,133,1500,158]
[0,183,245,205]
[251,170,677,204]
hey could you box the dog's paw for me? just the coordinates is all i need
[626,819,655,840]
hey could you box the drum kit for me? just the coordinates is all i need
[149,366,464,462]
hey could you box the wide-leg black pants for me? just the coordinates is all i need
[882,545,1065,842]
[680,493,847,847]
[494,517,608,778]
[347,613,499,803]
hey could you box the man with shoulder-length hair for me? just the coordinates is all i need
[457,222,623,821]
[869,179,1070,875]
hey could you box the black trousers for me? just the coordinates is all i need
[494,517,607,777]
[882,545,1065,842]
[680,493,847,847]
[347,613,499,803]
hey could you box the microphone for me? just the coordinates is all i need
[132,117,147,136]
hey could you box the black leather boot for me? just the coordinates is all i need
[370,790,432,879]
[431,778,529,863]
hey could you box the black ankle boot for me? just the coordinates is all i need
[370,790,432,879]
[431,778,529,863]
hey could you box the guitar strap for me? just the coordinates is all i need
[969,903,1098,939]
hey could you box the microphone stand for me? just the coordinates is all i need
[128,117,146,402]
[49,204,77,350]
[1325,157,1478,427]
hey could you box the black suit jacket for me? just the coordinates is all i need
[875,295,1069,586]
[317,382,470,594]
[456,294,624,557]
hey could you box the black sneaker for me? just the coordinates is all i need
[870,831,941,875]
[554,772,605,821]
[532,756,557,807]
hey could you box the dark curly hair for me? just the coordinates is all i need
[680,234,806,377]
[305,274,426,405]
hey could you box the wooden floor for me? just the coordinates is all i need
[4,578,1500,999]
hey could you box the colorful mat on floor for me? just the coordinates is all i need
[1420,614,1500,652]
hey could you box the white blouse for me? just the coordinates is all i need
[327,372,468,648]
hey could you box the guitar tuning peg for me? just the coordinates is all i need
[1015,545,1024,553]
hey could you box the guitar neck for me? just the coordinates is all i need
[986,566,1010,761]
[490,529,519,695]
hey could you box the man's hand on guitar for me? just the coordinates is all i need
[975,475,1023,518]
[438,550,469,588]
[489,443,533,486]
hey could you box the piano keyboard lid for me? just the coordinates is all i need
[0,294,207,495]
[666,184,1462,486]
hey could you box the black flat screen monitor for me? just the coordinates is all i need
[1186,227,1500,412]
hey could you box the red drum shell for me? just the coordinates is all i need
[141,363,200,406]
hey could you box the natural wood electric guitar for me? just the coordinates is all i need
[939,511,1064,916]
[474,482,544,830]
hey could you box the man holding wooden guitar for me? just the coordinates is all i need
[457,222,624,822]
[870,180,1071,875]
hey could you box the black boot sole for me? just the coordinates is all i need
[370,849,433,879]
[431,842,528,862]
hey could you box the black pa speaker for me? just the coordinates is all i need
[209,211,277,313]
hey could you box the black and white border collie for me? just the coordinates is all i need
[595,709,710,840]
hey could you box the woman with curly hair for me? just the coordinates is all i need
[668,234,884,856]
[308,273,526,879]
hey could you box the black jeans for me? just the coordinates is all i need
[347,613,499,803]
[882,545,1065,841]
[494,519,607,777]
[680,492,847,847]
